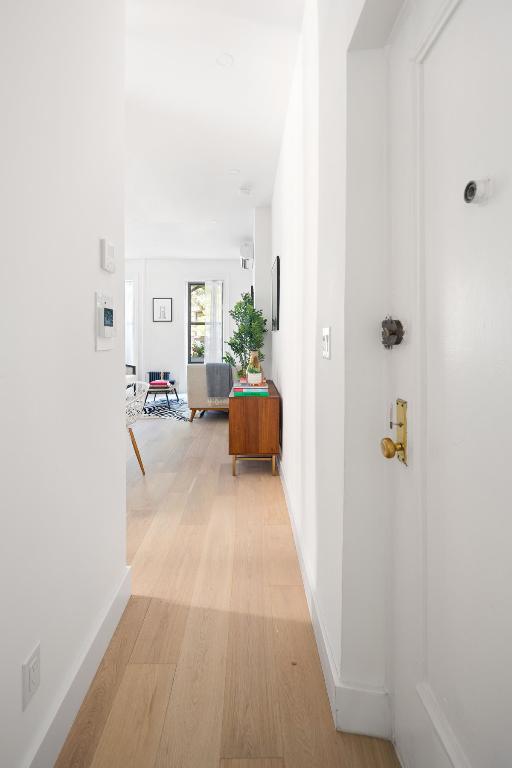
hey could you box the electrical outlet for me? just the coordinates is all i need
[22,644,40,710]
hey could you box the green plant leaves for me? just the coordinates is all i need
[223,292,267,373]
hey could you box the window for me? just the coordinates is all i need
[188,282,206,363]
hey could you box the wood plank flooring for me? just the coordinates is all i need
[56,413,399,768]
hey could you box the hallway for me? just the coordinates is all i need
[56,415,398,768]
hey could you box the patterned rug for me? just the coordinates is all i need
[142,395,190,421]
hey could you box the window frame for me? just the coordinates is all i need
[187,281,206,364]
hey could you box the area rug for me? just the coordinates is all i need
[142,395,190,421]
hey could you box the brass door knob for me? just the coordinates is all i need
[380,437,404,459]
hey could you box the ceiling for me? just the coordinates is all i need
[126,0,304,260]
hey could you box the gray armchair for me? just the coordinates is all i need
[186,364,231,421]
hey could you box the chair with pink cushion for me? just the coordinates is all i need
[145,370,179,408]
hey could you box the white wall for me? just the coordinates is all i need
[253,206,273,373]
[273,0,350,713]
[272,42,307,545]
[0,2,127,767]
[125,258,252,389]
[343,47,392,693]
[272,0,398,738]
[314,0,348,692]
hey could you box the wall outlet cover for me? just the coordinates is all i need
[322,327,331,359]
[22,644,40,710]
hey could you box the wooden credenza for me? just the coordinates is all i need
[228,380,281,475]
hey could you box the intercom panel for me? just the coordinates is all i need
[96,292,116,351]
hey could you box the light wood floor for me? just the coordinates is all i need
[56,413,399,768]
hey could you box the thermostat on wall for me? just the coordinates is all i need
[100,238,116,273]
[96,291,116,351]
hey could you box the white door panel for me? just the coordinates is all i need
[389,1,512,766]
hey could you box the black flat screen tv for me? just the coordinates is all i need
[271,255,280,331]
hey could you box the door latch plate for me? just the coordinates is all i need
[396,399,407,465]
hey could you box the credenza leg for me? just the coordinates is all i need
[272,455,277,476]
[232,455,237,476]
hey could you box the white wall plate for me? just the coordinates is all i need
[100,238,116,273]
[322,327,331,359]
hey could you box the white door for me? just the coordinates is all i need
[388,1,512,766]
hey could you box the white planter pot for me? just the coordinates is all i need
[247,371,263,385]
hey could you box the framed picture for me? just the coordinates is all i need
[271,255,280,331]
[153,297,173,322]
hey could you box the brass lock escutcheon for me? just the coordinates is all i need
[380,399,407,465]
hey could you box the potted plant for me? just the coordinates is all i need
[247,350,263,385]
[223,292,267,379]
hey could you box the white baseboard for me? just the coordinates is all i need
[335,682,391,738]
[416,682,471,768]
[28,566,131,768]
[278,460,392,740]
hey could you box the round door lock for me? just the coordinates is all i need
[380,437,404,459]
[381,317,404,349]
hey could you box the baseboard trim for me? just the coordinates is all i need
[416,682,472,768]
[278,459,392,740]
[336,681,391,738]
[28,566,131,768]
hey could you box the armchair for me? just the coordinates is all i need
[186,364,230,421]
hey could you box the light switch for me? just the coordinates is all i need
[100,238,116,273]
[322,327,331,359]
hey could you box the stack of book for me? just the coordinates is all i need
[233,382,269,397]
